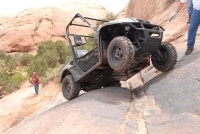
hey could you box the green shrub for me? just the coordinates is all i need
[12,72,24,85]
[75,33,96,51]
[13,53,23,66]
[96,12,117,26]
[0,50,6,60]
[37,40,55,56]
[54,40,70,64]
[4,55,17,75]
[0,72,24,94]
[37,40,70,64]
[20,53,34,66]
[0,60,4,67]
[0,72,9,94]
[104,12,117,21]
[0,71,9,86]
[40,67,59,86]
[85,37,96,50]
[3,73,24,93]
[27,56,48,77]
[42,49,59,68]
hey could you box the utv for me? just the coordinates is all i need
[58,13,177,100]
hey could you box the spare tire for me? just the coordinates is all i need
[107,36,136,73]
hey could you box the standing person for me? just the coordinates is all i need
[170,0,200,55]
[30,72,40,95]
[187,0,193,24]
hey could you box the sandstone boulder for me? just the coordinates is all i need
[0,1,108,53]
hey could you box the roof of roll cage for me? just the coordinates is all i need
[66,13,108,35]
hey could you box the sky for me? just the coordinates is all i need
[0,0,129,16]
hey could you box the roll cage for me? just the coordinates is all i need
[65,13,108,59]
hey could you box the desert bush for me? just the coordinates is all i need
[54,40,70,64]
[27,56,48,77]
[37,40,55,56]
[37,40,70,64]
[3,73,24,93]
[4,55,17,75]
[96,12,117,26]
[40,67,60,86]
[104,12,117,21]
[0,71,25,94]
[0,71,9,86]
[20,53,34,66]
[13,53,23,66]
[42,49,59,68]
[0,50,6,60]
[75,33,96,51]
[0,71,9,95]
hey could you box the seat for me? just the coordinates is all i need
[75,50,88,58]
[74,35,85,46]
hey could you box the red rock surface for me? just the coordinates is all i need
[0,1,108,53]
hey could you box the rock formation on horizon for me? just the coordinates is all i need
[0,1,108,53]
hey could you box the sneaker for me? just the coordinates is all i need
[185,47,194,55]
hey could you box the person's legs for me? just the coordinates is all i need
[36,85,39,95]
[186,9,200,55]
[34,85,39,95]
[34,85,37,95]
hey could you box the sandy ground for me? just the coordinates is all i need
[0,80,61,133]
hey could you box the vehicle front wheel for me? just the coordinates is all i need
[62,75,80,100]
[151,42,177,72]
[107,36,136,73]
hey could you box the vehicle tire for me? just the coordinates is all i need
[151,42,177,72]
[62,75,80,100]
[107,36,136,73]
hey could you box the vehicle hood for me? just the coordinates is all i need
[108,18,139,23]
[97,18,139,31]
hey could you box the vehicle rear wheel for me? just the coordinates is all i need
[62,75,80,100]
[151,42,177,72]
[107,36,136,73]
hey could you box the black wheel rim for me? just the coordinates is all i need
[154,51,168,65]
[112,46,123,63]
